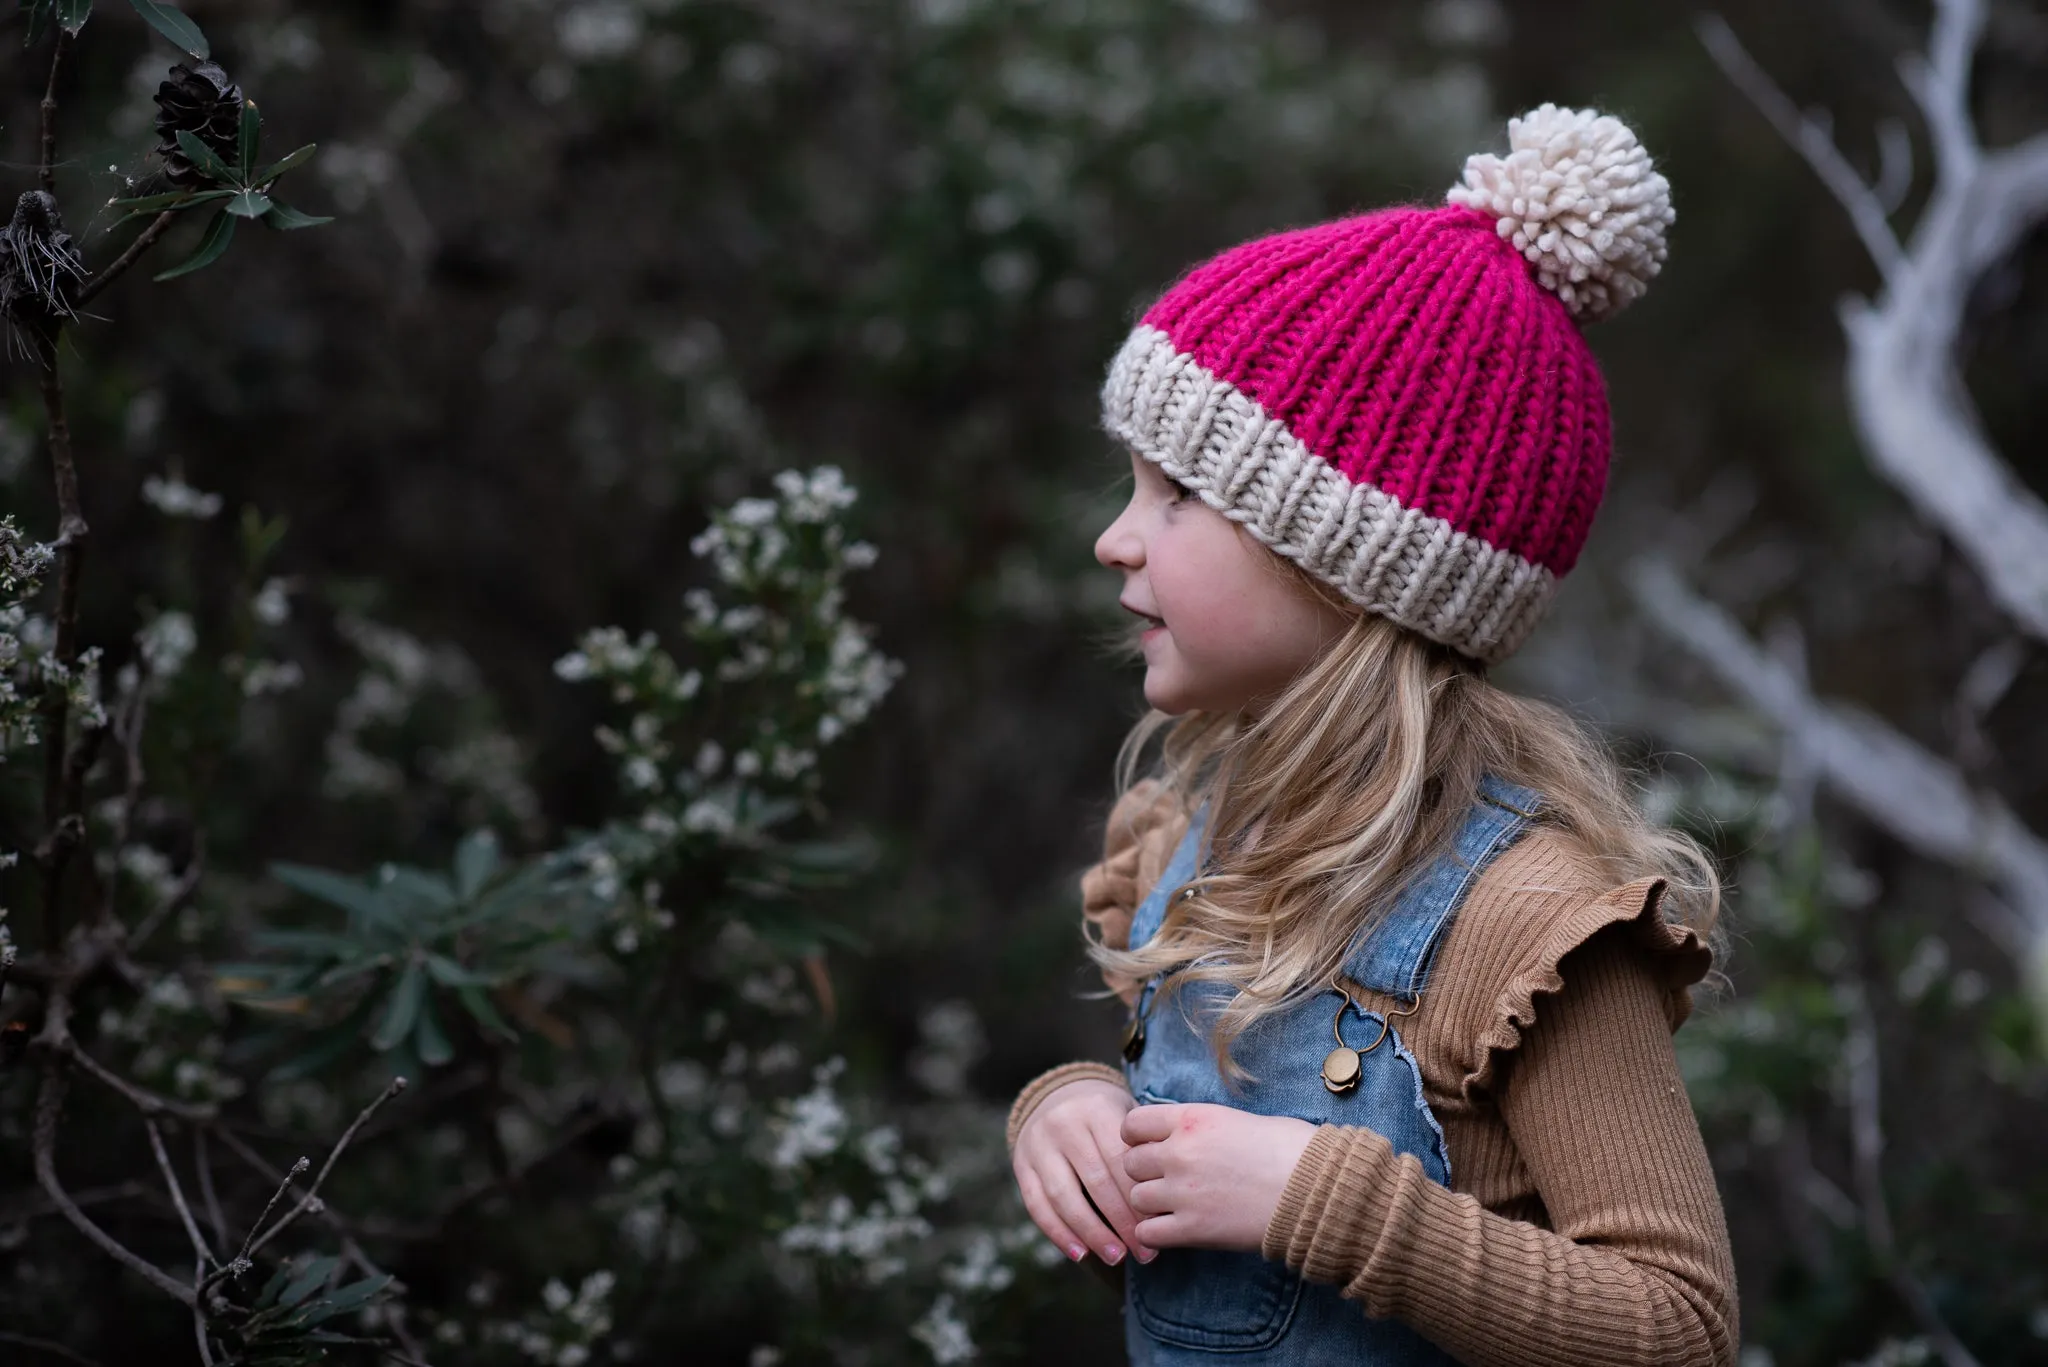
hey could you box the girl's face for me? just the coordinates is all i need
[1095,452,1355,716]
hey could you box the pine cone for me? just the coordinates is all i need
[153,61,245,186]
[0,191,84,329]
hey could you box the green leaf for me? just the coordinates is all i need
[253,143,317,185]
[455,983,518,1043]
[125,0,207,56]
[152,207,235,281]
[24,0,52,49]
[422,953,487,988]
[270,864,395,929]
[55,0,89,35]
[226,188,273,219]
[253,1261,294,1310]
[174,129,237,185]
[292,1274,393,1327]
[248,929,362,959]
[107,187,231,228]
[237,97,259,178]
[278,1255,339,1309]
[259,200,332,231]
[453,829,501,900]
[413,994,454,1066]
[377,865,457,914]
[368,961,425,1052]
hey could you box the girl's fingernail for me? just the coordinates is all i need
[1103,1243,1125,1265]
[1136,1248,1157,1264]
[1067,1244,1086,1262]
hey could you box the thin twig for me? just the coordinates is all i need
[1844,1001,1984,1367]
[245,1077,408,1259]
[193,1257,217,1366]
[76,210,180,309]
[201,1154,308,1300]
[194,1128,230,1255]
[1695,14,1906,281]
[37,29,69,198]
[146,1117,217,1266]
[57,1033,217,1122]
[0,1330,102,1367]
[33,1061,196,1304]
[127,850,204,954]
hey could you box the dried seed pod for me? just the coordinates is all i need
[0,191,86,331]
[153,60,245,186]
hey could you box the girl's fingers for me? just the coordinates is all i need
[1122,1140,1166,1183]
[1120,1103,1181,1146]
[1037,1154,1127,1264]
[1015,1166,1087,1263]
[1071,1138,1149,1257]
[1128,1175,1174,1217]
[1134,1212,1197,1248]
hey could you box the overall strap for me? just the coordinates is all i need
[1341,775,1543,1002]
[1126,808,1206,952]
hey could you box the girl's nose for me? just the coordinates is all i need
[1095,498,1144,571]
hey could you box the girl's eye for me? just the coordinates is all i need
[1167,481,1196,505]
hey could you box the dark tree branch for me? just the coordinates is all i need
[146,1117,217,1268]
[77,210,179,309]
[37,30,70,198]
[193,1129,231,1255]
[33,1062,196,1304]
[31,328,90,953]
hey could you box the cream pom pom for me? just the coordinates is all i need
[1447,104,1674,322]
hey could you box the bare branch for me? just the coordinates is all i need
[193,1129,231,1256]
[1695,14,1905,280]
[37,31,70,198]
[0,1330,102,1367]
[1632,558,2048,948]
[1873,118,1913,213]
[54,1033,217,1123]
[76,210,180,310]
[33,1062,196,1305]
[146,1118,217,1267]
[32,328,90,950]
[1844,1001,1984,1367]
[1899,0,1984,179]
[246,1077,408,1260]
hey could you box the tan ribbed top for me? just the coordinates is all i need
[1008,781,1738,1367]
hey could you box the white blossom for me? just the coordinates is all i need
[140,475,223,520]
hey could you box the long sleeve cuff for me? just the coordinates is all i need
[1261,1123,1399,1278]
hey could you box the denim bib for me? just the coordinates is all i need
[1120,777,1541,1366]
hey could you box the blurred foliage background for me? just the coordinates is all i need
[1,0,2044,1363]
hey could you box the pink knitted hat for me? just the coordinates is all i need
[1101,105,1674,663]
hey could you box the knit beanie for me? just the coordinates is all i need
[1100,105,1673,664]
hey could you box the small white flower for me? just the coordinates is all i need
[141,475,223,520]
[251,577,292,626]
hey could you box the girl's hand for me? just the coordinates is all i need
[1012,1079,1155,1266]
[1120,1103,1319,1252]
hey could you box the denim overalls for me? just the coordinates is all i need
[1120,777,1541,1366]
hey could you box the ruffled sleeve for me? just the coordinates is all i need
[1458,867,1713,1103]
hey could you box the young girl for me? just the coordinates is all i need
[1008,106,1737,1367]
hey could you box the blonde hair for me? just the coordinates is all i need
[1087,570,1720,1071]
